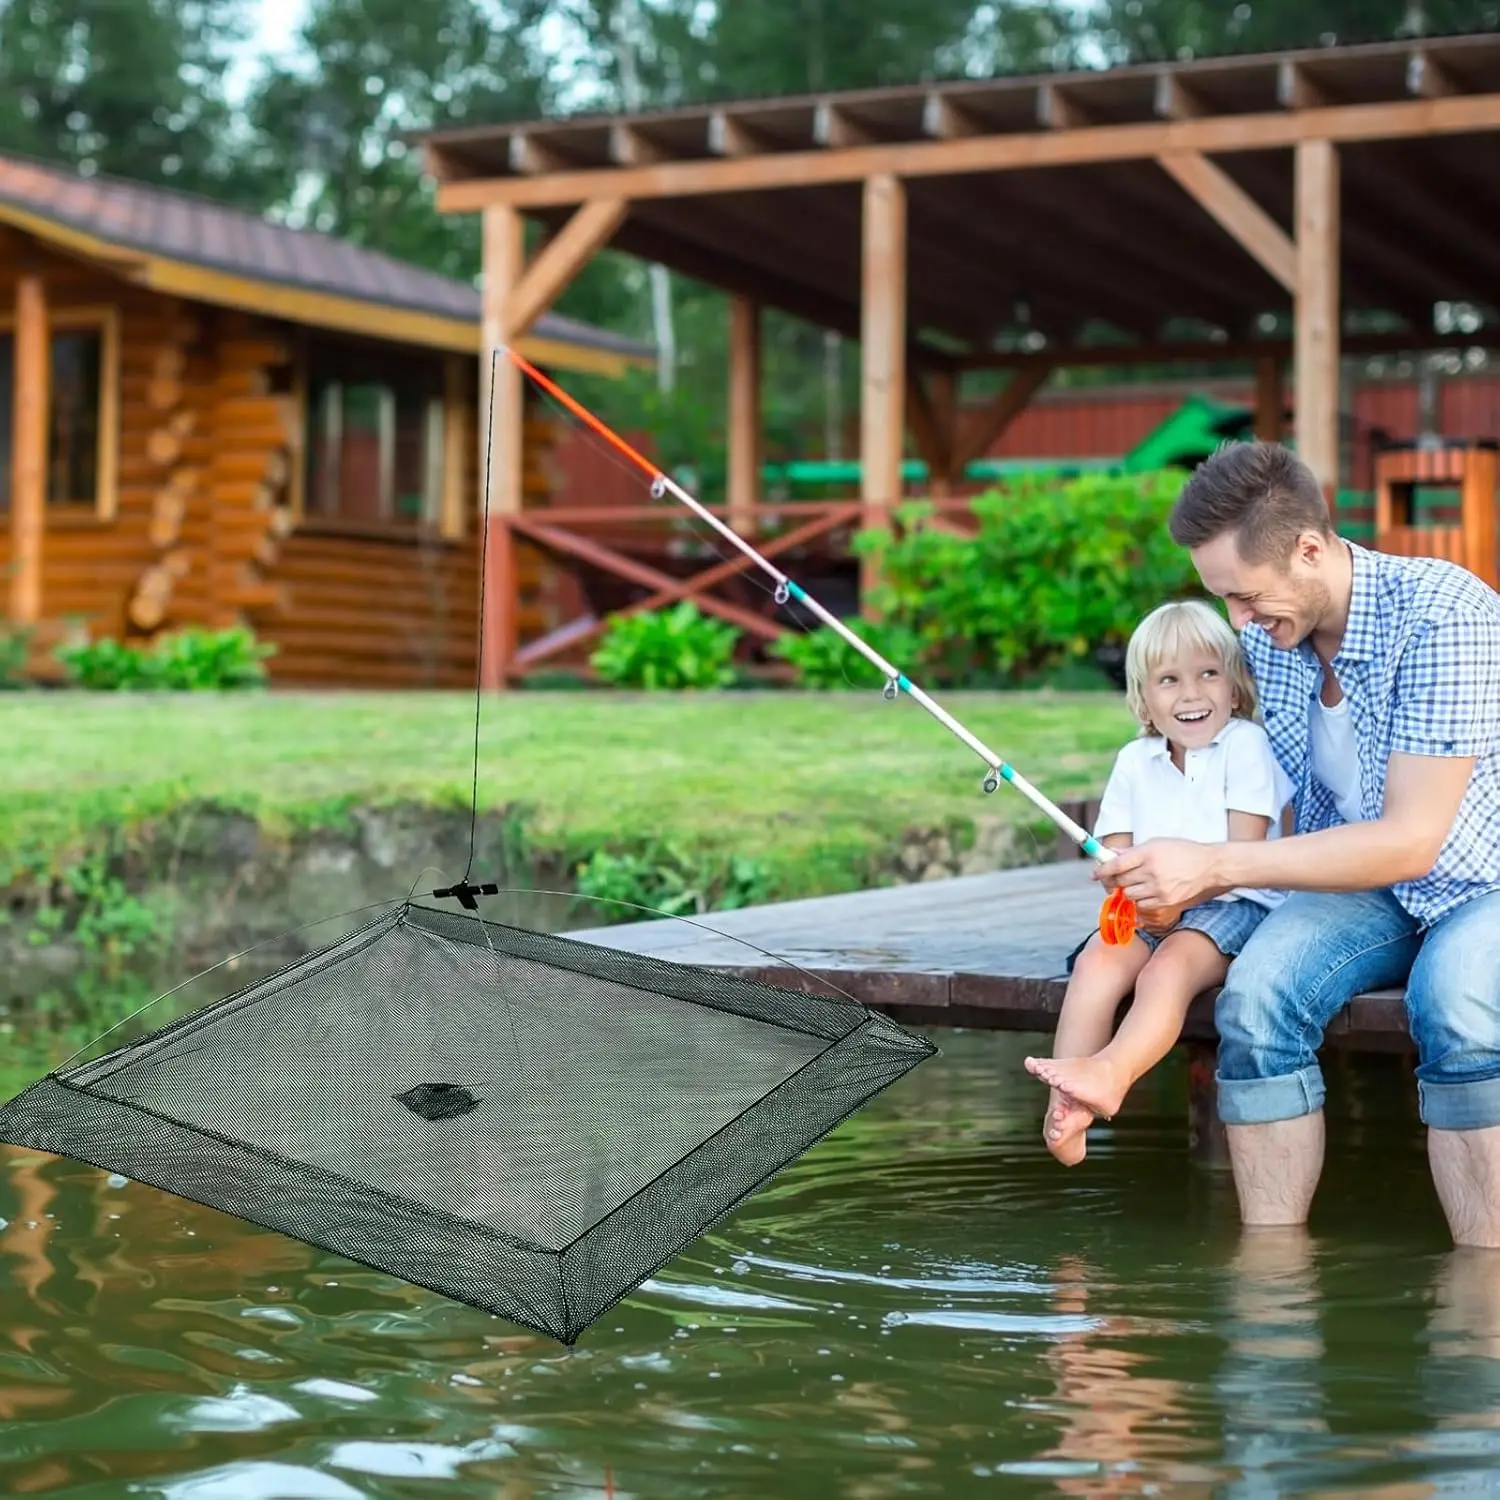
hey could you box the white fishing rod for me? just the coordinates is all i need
[503,347,1136,944]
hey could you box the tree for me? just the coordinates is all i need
[0,0,255,201]
[241,0,553,280]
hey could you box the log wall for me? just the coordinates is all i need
[2,240,569,688]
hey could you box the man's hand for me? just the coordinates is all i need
[1094,839,1227,911]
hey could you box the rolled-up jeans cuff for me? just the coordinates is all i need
[1418,1077,1500,1132]
[1216,1066,1325,1125]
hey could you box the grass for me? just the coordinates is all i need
[0,689,1136,896]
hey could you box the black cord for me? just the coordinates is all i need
[462,348,500,888]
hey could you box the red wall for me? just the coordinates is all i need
[546,373,1500,507]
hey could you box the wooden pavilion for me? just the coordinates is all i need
[0,151,651,688]
[418,30,1500,686]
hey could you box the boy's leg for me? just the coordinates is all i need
[1026,935,1152,1164]
[1402,889,1500,1247]
[1028,927,1229,1123]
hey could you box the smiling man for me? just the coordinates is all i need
[1097,441,1500,1246]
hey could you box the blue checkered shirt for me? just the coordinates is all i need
[1242,540,1500,929]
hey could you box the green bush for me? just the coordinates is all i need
[589,600,741,690]
[574,838,772,922]
[56,626,275,691]
[852,469,1200,686]
[770,617,924,690]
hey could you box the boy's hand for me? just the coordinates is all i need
[1138,902,1183,934]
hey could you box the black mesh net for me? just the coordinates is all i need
[0,899,935,1344]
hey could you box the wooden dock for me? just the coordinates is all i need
[573,859,1412,1055]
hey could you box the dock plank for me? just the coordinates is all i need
[571,861,1410,1052]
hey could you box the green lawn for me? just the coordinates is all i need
[0,689,1134,894]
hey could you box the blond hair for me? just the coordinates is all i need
[1124,598,1258,736]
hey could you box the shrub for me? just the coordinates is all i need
[56,626,275,691]
[853,469,1200,686]
[589,600,741,690]
[770,617,924,690]
[574,839,772,922]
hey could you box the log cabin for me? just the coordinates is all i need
[0,151,651,688]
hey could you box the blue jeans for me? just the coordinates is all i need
[1216,887,1500,1131]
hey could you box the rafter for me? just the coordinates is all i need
[434,92,1500,210]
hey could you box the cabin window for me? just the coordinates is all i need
[0,310,119,515]
[302,341,448,529]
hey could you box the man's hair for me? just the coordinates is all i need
[1168,441,1335,565]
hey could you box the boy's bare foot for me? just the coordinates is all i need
[1026,1054,1130,1124]
[1042,1086,1093,1166]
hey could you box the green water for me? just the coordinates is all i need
[0,1023,1490,1499]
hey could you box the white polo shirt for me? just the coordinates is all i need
[1093,716,1296,909]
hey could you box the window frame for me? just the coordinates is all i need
[0,302,121,521]
[289,333,466,543]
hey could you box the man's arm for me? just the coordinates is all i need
[1209,749,1476,893]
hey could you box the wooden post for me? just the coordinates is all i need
[1254,355,1283,442]
[479,204,524,689]
[727,295,761,534]
[860,173,907,602]
[8,274,48,626]
[1294,139,1341,497]
[1186,1041,1230,1167]
[1461,442,1498,588]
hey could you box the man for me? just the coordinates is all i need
[1098,440,1500,1246]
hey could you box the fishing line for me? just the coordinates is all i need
[506,347,1136,947]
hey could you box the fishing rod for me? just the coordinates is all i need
[502,347,1137,947]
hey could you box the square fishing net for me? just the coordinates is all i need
[0,899,935,1344]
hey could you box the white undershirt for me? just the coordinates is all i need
[1309,694,1366,824]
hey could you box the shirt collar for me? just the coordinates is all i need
[1143,719,1236,758]
[1336,540,1381,664]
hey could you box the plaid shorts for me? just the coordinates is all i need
[1065,896,1271,973]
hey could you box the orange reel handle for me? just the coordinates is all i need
[1099,885,1138,946]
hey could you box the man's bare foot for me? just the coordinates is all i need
[1026,1053,1130,1124]
[1042,1087,1093,1166]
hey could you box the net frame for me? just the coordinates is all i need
[0,899,936,1344]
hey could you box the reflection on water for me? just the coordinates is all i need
[1,1013,1495,1498]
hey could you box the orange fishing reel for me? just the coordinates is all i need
[1098,885,1138,946]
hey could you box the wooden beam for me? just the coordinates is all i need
[1154,73,1207,119]
[904,372,948,491]
[8,273,47,625]
[434,92,1500,211]
[815,102,878,148]
[1278,61,1334,111]
[861,173,907,582]
[922,92,983,138]
[609,124,666,165]
[504,198,627,337]
[510,517,784,641]
[480,204,524,688]
[1254,353,1283,442]
[509,132,573,174]
[1407,48,1461,98]
[952,362,1053,471]
[440,353,469,540]
[1157,150,1298,293]
[709,111,770,156]
[727,295,762,532]
[1294,139,1341,492]
[1037,83,1094,131]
